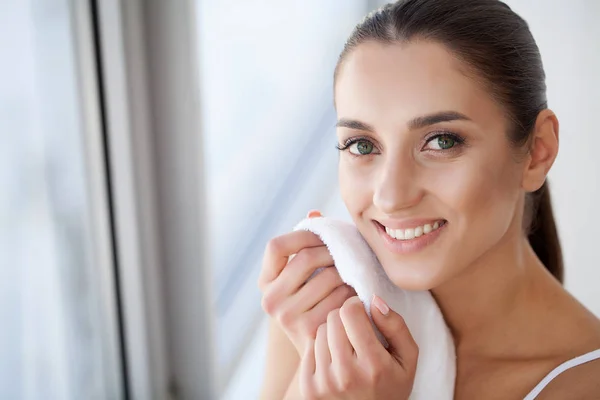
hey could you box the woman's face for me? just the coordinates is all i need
[335,40,525,290]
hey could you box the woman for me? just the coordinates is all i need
[257,0,600,398]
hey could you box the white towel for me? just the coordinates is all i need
[293,216,456,400]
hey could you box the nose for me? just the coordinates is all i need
[372,155,423,215]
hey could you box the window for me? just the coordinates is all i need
[0,1,122,398]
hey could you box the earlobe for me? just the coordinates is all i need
[521,109,559,193]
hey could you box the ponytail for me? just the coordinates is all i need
[525,180,564,283]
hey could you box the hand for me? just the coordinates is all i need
[258,210,358,357]
[299,295,419,400]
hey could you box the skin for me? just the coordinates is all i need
[332,39,600,398]
[298,295,418,399]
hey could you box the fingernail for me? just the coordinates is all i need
[372,294,389,316]
[307,210,322,218]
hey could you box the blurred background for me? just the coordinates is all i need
[1,0,599,399]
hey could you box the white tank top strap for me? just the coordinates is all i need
[523,348,600,399]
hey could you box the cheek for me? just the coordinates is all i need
[337,151,522,290]
[433,153,520,250]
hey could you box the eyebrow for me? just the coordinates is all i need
[335,111,471,132]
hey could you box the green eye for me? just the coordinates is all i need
[426,133,463,151]
[350,140,374,155]
[437,135,455,149]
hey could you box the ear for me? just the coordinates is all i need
[521,109,559,192]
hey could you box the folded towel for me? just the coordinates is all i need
[293,216,456,399]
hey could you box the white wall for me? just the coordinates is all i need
[504,0,600,316]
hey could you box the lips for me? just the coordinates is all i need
[380,220,447,241]
[374,219,448,254]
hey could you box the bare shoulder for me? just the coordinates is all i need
[534,287,600,399]
[536,351,600,399]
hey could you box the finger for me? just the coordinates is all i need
[307,210,322,218]
[289,209,322,265]
[307,283,356,326]
[258,230,324,290]
[288,266,343,314]
[315,323,331,374]
[339,296,385,362]
[371,294,419,369]
[276,245,334,297]
[327,309,354,366]
[261,248,329,316]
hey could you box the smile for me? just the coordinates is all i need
[383,219,446,240]
[374,220,448,254]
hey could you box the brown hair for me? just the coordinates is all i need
[334,0,563,283]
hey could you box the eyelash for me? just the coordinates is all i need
[335,132,466,157]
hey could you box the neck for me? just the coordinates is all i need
[430,219,550,358]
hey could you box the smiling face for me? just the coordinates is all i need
[334,40,527,290]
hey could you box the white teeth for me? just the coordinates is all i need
[414,226,423,237]
[384,220,445,241]
[386,227,393,238]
